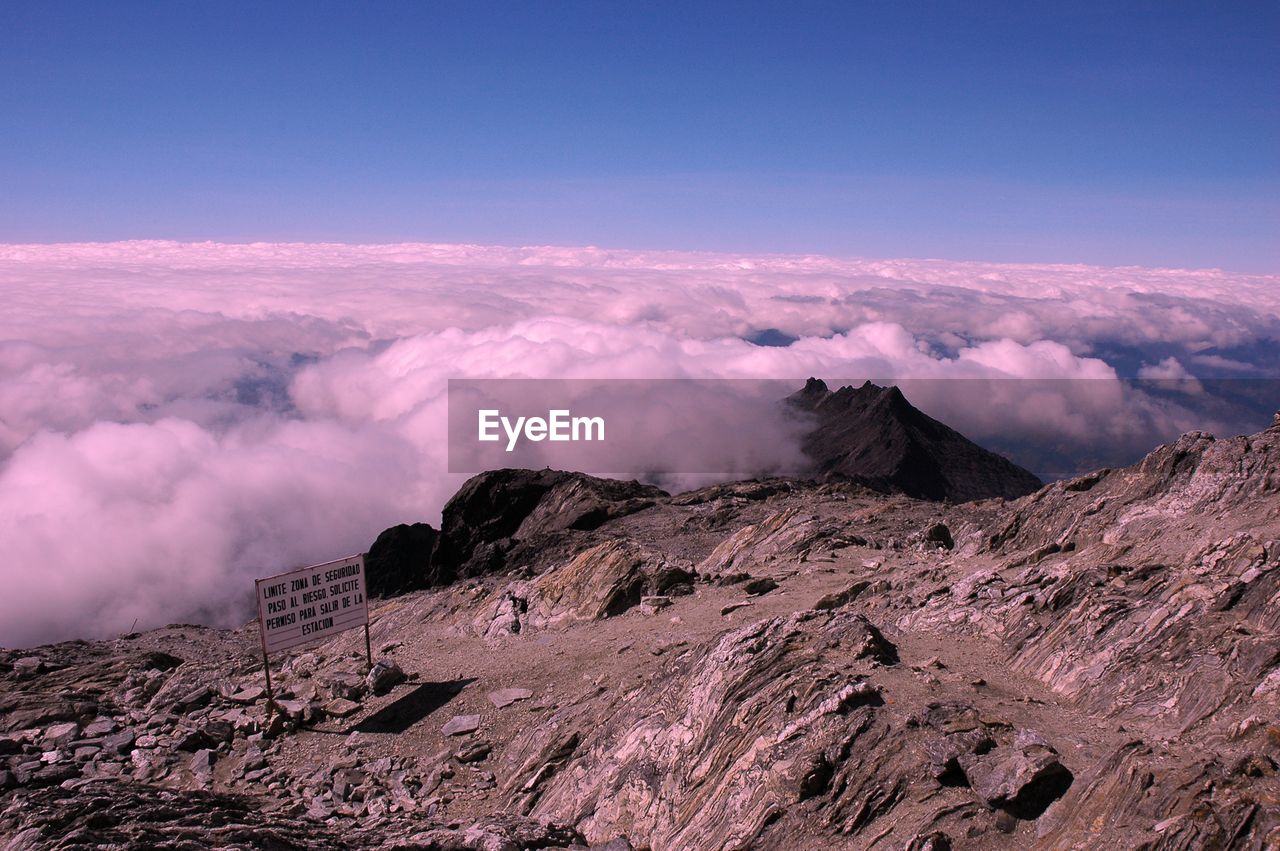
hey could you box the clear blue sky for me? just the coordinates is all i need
[2,1,1277,270]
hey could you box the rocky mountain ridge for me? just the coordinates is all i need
[2,413,1279,849]
[786,378,1044,502]
[362,381,1043,601]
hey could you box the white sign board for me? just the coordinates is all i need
[256,555,368,654]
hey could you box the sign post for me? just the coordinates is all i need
[255,554,372,716]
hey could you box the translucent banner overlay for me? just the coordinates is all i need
[447,378,1280,483]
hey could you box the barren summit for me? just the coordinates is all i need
[2,399,1279,849]
[787,378,1044,502]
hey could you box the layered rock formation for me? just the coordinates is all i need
[2,414,1279,849]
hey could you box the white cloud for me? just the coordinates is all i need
[0,241,1276,646]
[1137,357,1194,381]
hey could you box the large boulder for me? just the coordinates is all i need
[958,747,1073,818]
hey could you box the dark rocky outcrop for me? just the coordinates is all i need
[365,523,439,597]
[362,470,666,596]
[434,469,666,578]
[788,378,1043,502]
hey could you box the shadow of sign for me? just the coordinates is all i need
[350,678,477,734]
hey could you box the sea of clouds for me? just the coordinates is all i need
[1,241,1278,647]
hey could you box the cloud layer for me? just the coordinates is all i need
[1,241,1277,647]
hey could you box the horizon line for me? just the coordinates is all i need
[1,237,1274,278]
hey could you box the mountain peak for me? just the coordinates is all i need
[798,376,829,398]
[788,379,1042,502]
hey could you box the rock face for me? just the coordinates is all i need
[365,523,439,597]
[695,506,863,580]
[501,611,908,849]
[472,538,696,638]
[362,470,668,596]
[788,378,1043,501]
[904,423,1280,731]
[436,468,666,578]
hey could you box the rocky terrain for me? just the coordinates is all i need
[2,400,1279,849]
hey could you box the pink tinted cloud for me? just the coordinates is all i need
[0,241,1276,646]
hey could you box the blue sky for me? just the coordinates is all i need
[2,1,1277,270]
